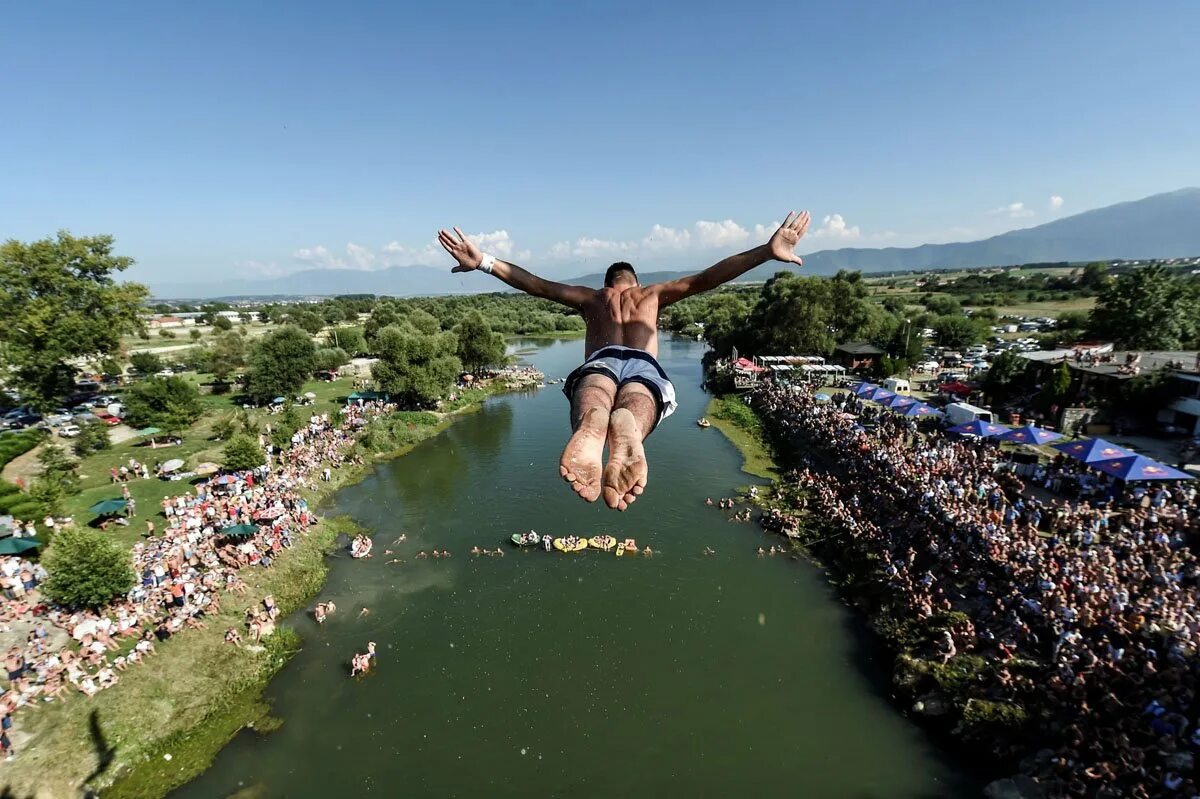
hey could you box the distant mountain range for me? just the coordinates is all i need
[149,188,1200,299]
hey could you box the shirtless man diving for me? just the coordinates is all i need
[437,210,810,511]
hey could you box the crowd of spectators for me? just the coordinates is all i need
[0,399,395,760]
[754,381,1200,799]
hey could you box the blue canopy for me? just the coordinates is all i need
[869,389,897,404]
[996,424,1063,445]
[814,393,832,402]
[271,396,286,404]
[949,420,1008,437]
[901,403,944,418]
[851,382,879,397]
[1051,438,1135,464]
[885,394,917,410]
[1090,455,1194,482]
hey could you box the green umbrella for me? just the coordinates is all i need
[88,498,129,515]
[136,427,161,436]
[219,523,259,538]
[0,537,43,555]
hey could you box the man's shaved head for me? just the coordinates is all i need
[604,262,638,287]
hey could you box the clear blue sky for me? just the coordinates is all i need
[2,1,1198,286]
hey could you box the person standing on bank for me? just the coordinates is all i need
[437,210,810,510]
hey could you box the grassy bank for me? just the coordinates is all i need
[705,395,777,480]
[2,384,516,799]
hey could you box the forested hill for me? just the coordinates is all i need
[149,188,1200,298]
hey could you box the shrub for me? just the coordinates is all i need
[959,698,1030,738]
[73,420,112,456]
[223,434,264,472]
[41,527,135,609]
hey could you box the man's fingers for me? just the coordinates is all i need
[780,211,795,229]
[453,226,467,242]
[792,256,805,267]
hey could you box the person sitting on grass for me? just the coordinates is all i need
[437,210,811,510]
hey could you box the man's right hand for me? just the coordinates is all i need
[437,227,484,272]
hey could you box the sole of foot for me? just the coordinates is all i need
[560,406,608,502]
[602,408,647,511]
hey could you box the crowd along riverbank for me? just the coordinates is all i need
[1,374,539,799]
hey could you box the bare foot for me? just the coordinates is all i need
[602,408,647,511]
[560,406,608,502]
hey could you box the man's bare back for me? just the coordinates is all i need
[437,210,810,509]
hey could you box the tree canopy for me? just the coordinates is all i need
[245,325,316,402]
[1087,265,1199,349]
[123,376,205,433]
[455,311,506,372]
[41,527,135,609]
[0,232,148,407]
[371,323,461,407]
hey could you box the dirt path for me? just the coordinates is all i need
[1,442,47,487]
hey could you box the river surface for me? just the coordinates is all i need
[173,336,973,799]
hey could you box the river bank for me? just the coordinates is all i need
[1,380,524,799]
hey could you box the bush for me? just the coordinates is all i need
[223,434,264,471]
[123,376,204,432]
[73,420,112,456]
[130,351,163,376]
[41,527,135,609]
[928,654,990,693]
[212,316,234,331]
[959,698,1030,739]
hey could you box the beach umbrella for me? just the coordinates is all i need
[949,420,1007,437]
[219,523,259,538]
[253,507,284,521]
[997,424,1063,446]
[272,396,286,405]
[868,389,897,404]
[160,458,185,473]
[88,498,128,515]
[136,427,161,437]
[901,403,943,418]
[1090,455,1194,482]
[1051,438,1135,464]
[0,537,43,555]
[884,394,917,411]
[814,393,832,403]
[304,391,317,399]
[194,462,220,476]
[851,382,879,397]
[212,474,237,486]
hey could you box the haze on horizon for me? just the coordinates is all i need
[2,1,1199,286]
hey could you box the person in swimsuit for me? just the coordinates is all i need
[437,211,811,510]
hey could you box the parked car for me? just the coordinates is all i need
[5,413,42,429]
[914,360,940,373]
[73,411,98,424]
[57,424,82,438]
[44,412,73,426]
[95,413,122,426]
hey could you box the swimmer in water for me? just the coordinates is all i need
[416,551,428,559]
[392,534,407,545]
[471,546,481,555]
[757,547,765,556]
[705,497,713,506]
[642,546,653,557]
[387,558,403,565]
[703,547,715,556]
[359,607,370,618]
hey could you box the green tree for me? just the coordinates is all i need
[407,309,441,335]
[364,306,400,346]
[73,420,112,457]
[245,325,316,402]
[189,328,202,341]
[931,315,986,349]
[1079,262,1111,292]
[208,331,247,383]
[1038,361,1073,413]
[222,434,265,471]
[1088,266,1200,348]
[288,310,325,335]
[123,376,204,433]
[981,350,1027,404]
[454,311,506,372]
[371,324,462,407]
[314,346,349,372]
[212,315,234,331]
[742,272,838,355]
[237,310,253,324]
[30,444,80,516]
[0,232,148,408]
[330,326,366,356]
[41,527,135,609]
[129,350,163,376]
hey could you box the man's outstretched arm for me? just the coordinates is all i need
[438,227,591,310]
[653,211,810,307]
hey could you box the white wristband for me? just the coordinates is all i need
[477,253,496,274]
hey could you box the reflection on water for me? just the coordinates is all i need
[171,337,973,799]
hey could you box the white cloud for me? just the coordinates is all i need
[1049,195,1064,210]
[989,202,1035,219]
[345,242,376,270]
[808,213,861,240]
[292,245,346,269]
[694,219,751,248]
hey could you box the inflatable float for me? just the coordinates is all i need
[510,531,541,546]
[553,536,588,552]
[588,535,616,552]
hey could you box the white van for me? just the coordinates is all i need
[882,377,911,395]
[945,402,994,426]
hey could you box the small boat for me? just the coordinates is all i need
[510,531,541,547]
[588,535,616,552]
[696,418,711,428]
[553,536,588,552]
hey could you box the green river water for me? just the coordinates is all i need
[172,336,974,799]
